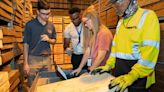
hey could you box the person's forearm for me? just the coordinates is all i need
[64,43,69,50]
[64,38,70,50]
[90,56,104,70]
[24,43,29,65]
[78,48,90,69]
[90,51,106,70]
[48,39,56,44]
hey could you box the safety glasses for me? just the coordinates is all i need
[111,0,124,4]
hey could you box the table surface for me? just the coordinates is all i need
[35,73,127,92]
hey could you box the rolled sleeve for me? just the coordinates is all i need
[23,23,31,44]
[64,26,71,38]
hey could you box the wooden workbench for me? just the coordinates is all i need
[34,73,127,92]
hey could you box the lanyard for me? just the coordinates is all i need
[76,25,82,46]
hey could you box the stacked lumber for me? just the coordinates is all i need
[0,0,26,92]
[49,16,71,65]
[13,0,24,26]
[50,17,63,64]
[0,0,14,22]
[52,17,64,64]
[63,16,71,24]
[64,54,71,64]
[24,0,33,23]
[13,25,23,57]
[0,27,15,66]
[63,16,71,64]
[8,70,20,92]
[0,72,10,92]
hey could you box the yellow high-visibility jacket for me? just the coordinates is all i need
[106,7,160,88]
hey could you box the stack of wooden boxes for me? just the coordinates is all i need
[0,72,10,92]
[63,16,71,64]
[0,0,33,92]
[49,16,72,69]
[53,17,64,65]
[24,0,33,23]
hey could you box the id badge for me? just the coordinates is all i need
[87,58,92,66]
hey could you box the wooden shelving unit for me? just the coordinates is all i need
[0,0,33,91]
[49,16,71,65]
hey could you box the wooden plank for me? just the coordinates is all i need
[54,54,64,64]
[14,32,23,38]
[13,87,18,92]
[1,44,14,50]
[16,12,23,20]
[9,71,20,92]
[0,81,10,92]
[56,33,63,43]
[10,78,20,92]
[53,44,64,54]
[64,17,71,24]
[16,0,24,10]
[53,17,63,23]
[14,26,23,32]
[1,50,14,64]
[9,70,20,85]
[100,0,111,12]
[36,73,116,92]
[15,38,23,42]
[0,40,3,48]
[0,8,12,20]
[100,11,107,25]
[15,17,22,24]
[138,0,160,7]
[0,2,13,14]
[2,0,12,7]
[107,16,118,28]
[2,36,15,44]
[13,43,23,57]
[1,27,16,36]
[144,1,164,11]
[106,8,118,28]
[0,72,9,91]
[0,72,9,86]
[54,24,63,33]
[16,5,23,15]
[156,9,164,17]
[64,54,71,64]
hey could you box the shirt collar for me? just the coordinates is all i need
[125,7,145,28]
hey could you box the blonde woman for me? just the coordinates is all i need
[71,10,113,76]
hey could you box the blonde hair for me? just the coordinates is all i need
[82,6,102,51]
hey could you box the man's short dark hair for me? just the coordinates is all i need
[37,0,50,10]
[69,7,81,14]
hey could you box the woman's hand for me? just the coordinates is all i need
[71,67,82,76]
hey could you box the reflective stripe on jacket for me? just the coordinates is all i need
[106,7,160,88]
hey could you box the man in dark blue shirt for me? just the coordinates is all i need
[23,0,56,87]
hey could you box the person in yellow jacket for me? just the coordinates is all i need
[91,0,160,92]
